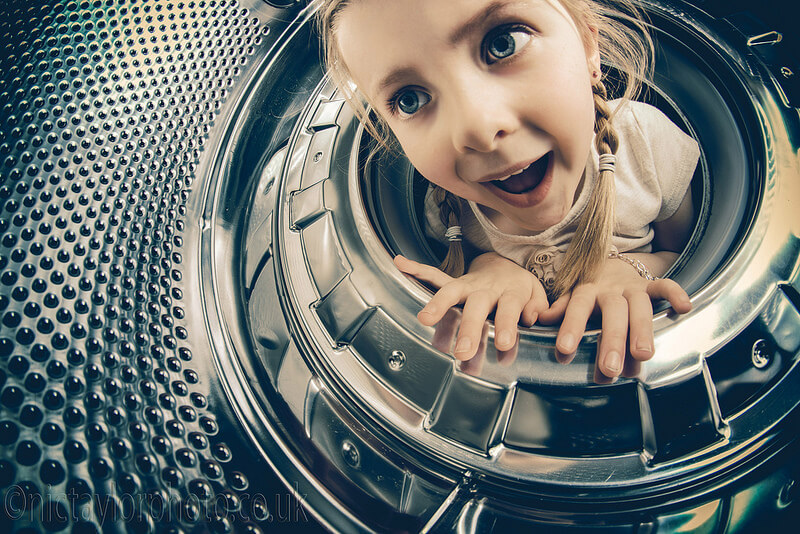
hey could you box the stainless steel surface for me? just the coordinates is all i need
[1,0,798,532]
[0,0,325,532]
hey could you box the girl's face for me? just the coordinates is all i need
[337,0,601,234]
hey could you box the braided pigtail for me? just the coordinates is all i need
[431,185,466,278]
[553,81,619,299]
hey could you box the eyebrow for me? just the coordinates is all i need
[376,66,421,95]
[374,1,518,96]
[448,0,515,45]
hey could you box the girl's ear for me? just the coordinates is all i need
[584,25,602,84]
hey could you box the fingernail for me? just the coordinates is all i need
[605,351,622,374]
[418,308,437,323]
[497,330,512,349]
[636,342,653,354]
[559,334,575,353]
[454,338,472,355]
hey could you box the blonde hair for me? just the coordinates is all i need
[317,0,653,298]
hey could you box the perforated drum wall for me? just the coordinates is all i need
[0,0,323,532]
[1,0,799,533]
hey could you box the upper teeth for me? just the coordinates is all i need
[497,163,531,181]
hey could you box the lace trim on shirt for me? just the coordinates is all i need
[524,245,563,294]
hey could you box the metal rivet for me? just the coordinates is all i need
[751,339,771,369]
[781,66,794,78]
[312,151,323,163]
[388,350,406,371]
[341,440,360,468]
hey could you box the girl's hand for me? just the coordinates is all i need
[394,253,547,361]
[538,254,692,379]
[430,306,521,376]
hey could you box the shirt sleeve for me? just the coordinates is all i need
[630,102,700,222]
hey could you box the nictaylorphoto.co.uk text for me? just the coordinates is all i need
[3,484,310,525]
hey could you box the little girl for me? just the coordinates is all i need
[317,0,698,378]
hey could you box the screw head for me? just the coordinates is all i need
[388,350,406,371]
[341,439,360,468]
[751,339,771,369]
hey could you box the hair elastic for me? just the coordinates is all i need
[598,153,616,173]
[444,225,462,242]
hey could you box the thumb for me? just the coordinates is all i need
[538,292,570,325]
[647,278,692,314]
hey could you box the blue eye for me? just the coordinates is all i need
[483,25,532,64]
[391,88,431,117]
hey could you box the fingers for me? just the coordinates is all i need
[431,308,460,355]
[596,294,628,378]
[538,293,569,325]
[494,292,528,351]
[458,323,489,376]
[622,357,642,378]
[453,291,495,361]
[402,254,547,358]
[626,289,654,361]
[520,281,549,326]
[647,278,692,314]
[400,253,692,377]
[495,331,519,367]
[394,255,453,289]
[520,299,541,327]
[418,281,467,326]
[396,254,462,326]
[431,305,518,371]
[555,287,595,358]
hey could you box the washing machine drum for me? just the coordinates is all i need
[0,0,798,532]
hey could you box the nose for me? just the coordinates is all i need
[448,83,519,153]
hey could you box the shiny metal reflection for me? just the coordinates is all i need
[204,0,800,532]
[0,0,793,529]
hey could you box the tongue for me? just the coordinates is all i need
[494,153,549,194]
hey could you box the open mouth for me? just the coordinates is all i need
[492,152,552,194]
